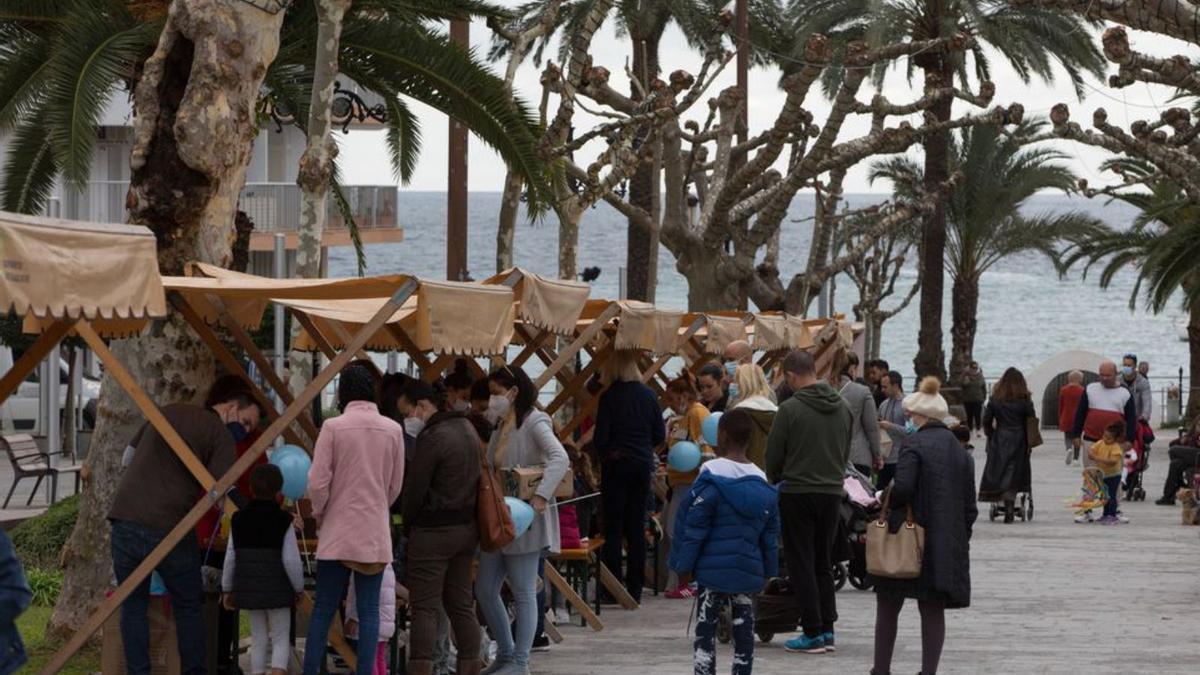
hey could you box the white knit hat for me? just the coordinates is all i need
[903,376,949,420]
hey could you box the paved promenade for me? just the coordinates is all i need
[538,432,1198,674]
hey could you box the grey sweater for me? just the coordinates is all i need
[839,376,881,468]
[487,410,570,556]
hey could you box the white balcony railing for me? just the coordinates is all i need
[59,180,398,233]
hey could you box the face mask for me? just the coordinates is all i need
[724,362,737,378]
[486,395,510,423]
[728,383,740,401]
[1122,366,1134,377]
[904,418,918,434]
[452,400,471,413]
[404,416,425,437]
[226,421,248,443]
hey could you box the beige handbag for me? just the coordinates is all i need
[866,488,925,579]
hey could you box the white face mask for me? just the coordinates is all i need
[485,394,510,423]
[404,416,425,437]
[452,400,471,413]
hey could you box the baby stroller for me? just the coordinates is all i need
[839,465,879,591]
[1123,419,1155,502]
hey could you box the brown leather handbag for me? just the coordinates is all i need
[477,415,516,552]
[1026,416,1044,448]
[866,487,925,579]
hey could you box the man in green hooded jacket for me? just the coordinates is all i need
[765,349,853,655]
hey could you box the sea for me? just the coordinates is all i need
[326,192,1190,388]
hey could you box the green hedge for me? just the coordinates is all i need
[11,494,79,571]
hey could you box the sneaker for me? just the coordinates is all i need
[1074,512,1094,524]
[1065,449,1073,465]
[1096,515,1118,525]
[553,608,571,625]
[820,631,836,652]
[531,635,551,652]
[1116,511,1130,524]
[1155,496,1176,506]
[665,583,697,599]
[783,634,827,654]
[481,660,510,675]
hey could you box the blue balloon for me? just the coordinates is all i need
[505,496,535,538]
[701,412,722,447]
[270,448,312,500]
[274,444,306,460]
[668,441,702,473]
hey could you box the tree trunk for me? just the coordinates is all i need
[1188,297,1200,423]
[49,0,284,637]
[291,0,349,397]
[625,28,664,301]
[948,274,979,384]
[559,207,581,281]
[870,314,885,360]
[681,251,741,311]
[496,171,522,272]
[913,7,952,382]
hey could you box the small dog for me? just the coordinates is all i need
[1177,488,1199,526]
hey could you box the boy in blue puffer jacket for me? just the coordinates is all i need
[670,409,780,675]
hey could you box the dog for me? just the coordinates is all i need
[1178,488,1199,526]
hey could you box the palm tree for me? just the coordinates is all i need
[1064,159,1200,420]
[0,0,552,224]
[871,120,1105,381]
[784,0,1106,380]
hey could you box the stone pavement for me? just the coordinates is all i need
[535,432,1199,674]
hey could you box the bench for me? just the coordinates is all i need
[1,434,82,508]
[549,537,639,629]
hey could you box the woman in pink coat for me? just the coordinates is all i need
[303,365,405,675]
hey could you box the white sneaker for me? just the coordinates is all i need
[554,608,571,625]
[1074,512,1094,524]
[1116,511,1130,523]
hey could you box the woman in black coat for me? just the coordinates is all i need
[978,367,1036,523]
[872,377,977,675]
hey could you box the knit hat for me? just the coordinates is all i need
[903,376,949,420]
[337,364,377,411]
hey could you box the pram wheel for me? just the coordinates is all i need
[848,571,872,590]
[988,503,998,521]
[757,631,775,644]
[1133,486,1145,502]
[717,606,732,644]
[833,562,847,591]
[1024,494,1034,521]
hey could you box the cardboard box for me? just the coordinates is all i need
[502,466,574,501]
[101,596,181,675]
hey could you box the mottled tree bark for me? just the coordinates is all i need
[496,172,522,272]
[49,0,284,637]
[290,0,350,397]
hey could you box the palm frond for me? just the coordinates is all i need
[0,120,58,213]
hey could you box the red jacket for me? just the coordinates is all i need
[558,505,581,550]
[1057,384,1084,433]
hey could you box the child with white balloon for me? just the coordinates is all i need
[663,372,718,599]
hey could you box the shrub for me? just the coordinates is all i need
[24,567,62,607]
[10,494,79,571]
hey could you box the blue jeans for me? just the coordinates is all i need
[694,589,754,675]
[1103,475,1121,517]
[476,550,541,668]
[302,560,383,675]
[110,519,205,675]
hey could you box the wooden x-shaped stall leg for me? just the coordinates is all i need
[0,319,75,407]
[170,293,314,449]
[43,279,420,674]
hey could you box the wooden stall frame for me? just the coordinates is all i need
[41,279,420,673]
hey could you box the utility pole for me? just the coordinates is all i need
[447,18,470,281]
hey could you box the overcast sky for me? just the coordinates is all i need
[336,2,1190,194]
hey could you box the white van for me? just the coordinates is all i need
[0,353,101,434]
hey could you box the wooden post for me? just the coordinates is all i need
[543,562,603,632]
[0,320,75,406]
[447,18,469,282]
[42,279,420,673]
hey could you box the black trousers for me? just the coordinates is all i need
[1162,445,1200,499]
[964,401,984,431]
[780,492,841,637]
[601,458,651,603]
